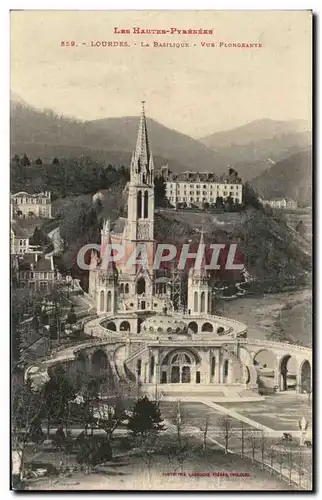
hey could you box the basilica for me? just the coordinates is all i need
[84,102,258,397]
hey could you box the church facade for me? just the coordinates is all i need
[85,103,258,396]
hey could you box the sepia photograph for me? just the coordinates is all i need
[10,9,313,491]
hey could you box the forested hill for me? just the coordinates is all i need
[250,149,312,207]
[10,101,229,174]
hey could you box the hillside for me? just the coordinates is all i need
[10,100,229,174]
[250,149,312,207]
[199,119,312,180]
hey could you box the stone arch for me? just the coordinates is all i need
[253,348,277,392]
[136,277,146,295]
[200,292,205,313]
[201,322,213,332]
[106,291,112,312]
[92,349,108,376]
[120,320,131,332]
[125,283,129,294]
[188,321,198,334]
[253,349,277,368]
[99,290,105,312]
[161,347,201,366]
[143,190,149,218]
[137,190,142,219]
[106,321,116,332]
[193,291,198,312]
[298,359,311,393]
[161,348,200,384]
[279,354,296,391]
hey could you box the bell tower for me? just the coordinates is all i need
[127,101,155,243]
[188,231,213,316]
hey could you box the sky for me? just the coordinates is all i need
[10,10,312,137]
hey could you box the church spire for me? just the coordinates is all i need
[130,101,154,185]
[190,229,208,279]
[135,101,150,166]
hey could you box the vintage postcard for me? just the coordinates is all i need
[11,10,312,491]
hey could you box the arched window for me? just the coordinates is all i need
[106,321,116,331]
[137,277,146,295]
[125,283,129,294]
[224,359,229,377]
[188,321,198,334]
[194,291,198,312]
[211,357,216,377]
[202,322,214,332]
[143,190,149,218]
[120,283,124,294]
[106,291,112,312]
[120,321,130,332]
[150,356,155,377]
[137,190,142,219]
[99,290,105,312]
[200,292,205,313]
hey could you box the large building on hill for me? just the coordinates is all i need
[85,103,258,397]
[11,191,52,218]
[159,166,243,208]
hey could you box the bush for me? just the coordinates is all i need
[76,435,113,467]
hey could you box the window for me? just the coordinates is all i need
[211,357,216,377]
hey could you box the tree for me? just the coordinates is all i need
[128,396,165,436]
[215,196,224,209]
[41,365,76,436]
[67,305,77,325]
[242,183,261,210]
[199,416,209,453]
[12,378,45,480]
[21,153,30,166]
[247,431,258,463]
[218,415,234,454]
[52,157,60,165]
[154,175,167,207]
[35,157,43,165]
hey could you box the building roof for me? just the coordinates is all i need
[165,171,242,184]
[11,191,50,198]
[17,253,54,272]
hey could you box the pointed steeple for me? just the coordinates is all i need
[190,229,208,279]
[135,101,150,166]
[130,101,154,185]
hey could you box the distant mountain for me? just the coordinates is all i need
[199,119,312,180]
[10,98,230,174]
[250,149,312,207]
